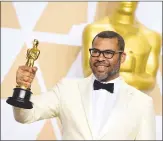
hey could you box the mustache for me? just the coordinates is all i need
[94,61,110,67]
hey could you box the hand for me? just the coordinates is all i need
[16,65,37,88]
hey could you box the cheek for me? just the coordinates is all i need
[112,60,120,68]
[90,58,95,65]
[109,59,118,67]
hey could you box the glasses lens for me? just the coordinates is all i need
[90,49,100,57]
[103,51,114,58]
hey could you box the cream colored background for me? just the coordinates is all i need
[1,2,162,140]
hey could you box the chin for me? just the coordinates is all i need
[94,72,108,81]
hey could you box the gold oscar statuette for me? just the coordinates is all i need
[6,39,40,109]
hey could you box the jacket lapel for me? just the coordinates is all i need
[98,79,134,140]
[78,74,94,139]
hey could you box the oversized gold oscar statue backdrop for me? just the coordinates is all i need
[82,2,162,91]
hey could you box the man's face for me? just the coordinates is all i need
[90,37,125,82]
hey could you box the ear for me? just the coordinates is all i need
[120,52,126,64]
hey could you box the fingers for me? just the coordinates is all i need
[18,70,35,78]
[16,79,31,88]
[18,75,34,83]
[32,66,38,73]
[18,65,37,75]
[16,65,38,88]
[19,65,32,72]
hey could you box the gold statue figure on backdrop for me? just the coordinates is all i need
[26,39,40,67]
[82,2,162,90]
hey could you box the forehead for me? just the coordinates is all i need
[93,37,119,50]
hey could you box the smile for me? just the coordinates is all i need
[96,66,108,71]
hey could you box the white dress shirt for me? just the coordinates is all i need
[90,76,121,139]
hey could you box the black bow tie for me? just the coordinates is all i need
[93,80,114,93]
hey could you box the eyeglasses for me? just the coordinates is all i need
[89,48,123,59]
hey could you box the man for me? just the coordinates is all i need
[13,31,156,140]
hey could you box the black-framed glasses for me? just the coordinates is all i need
[89,48,123,59]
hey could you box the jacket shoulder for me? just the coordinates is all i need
[124,82,153,104]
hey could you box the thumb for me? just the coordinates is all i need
[32,66,38,73]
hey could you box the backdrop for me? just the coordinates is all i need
[1,2,162,140]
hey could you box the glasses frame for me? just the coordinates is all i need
[89,48,124,59]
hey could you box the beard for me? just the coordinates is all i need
[90,59,121,82]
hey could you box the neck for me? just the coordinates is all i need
[110,10,136,25]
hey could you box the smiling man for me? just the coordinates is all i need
[12,31,156,140]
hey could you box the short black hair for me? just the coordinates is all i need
[92,30,125,51]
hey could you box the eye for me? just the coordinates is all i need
[103,51,115,58]
[92,49,99,53]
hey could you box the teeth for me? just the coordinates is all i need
[97,66,105,70]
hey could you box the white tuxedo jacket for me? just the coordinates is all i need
[13,75,156,140]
